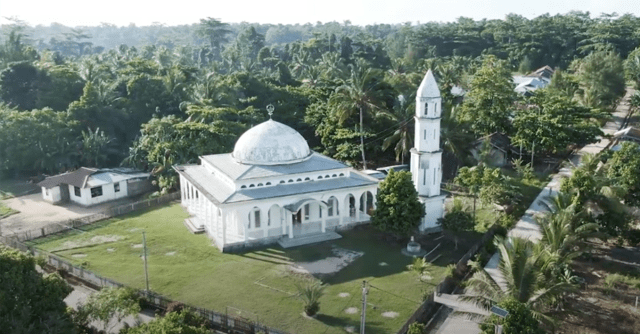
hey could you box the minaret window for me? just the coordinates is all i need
[433,168,436,185]
[425,103,428,116]
[423,168,426,185]
[423,130,426,140]
[433,130,436,139]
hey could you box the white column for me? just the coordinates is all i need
[281,207,287,235]
[288,213,293,239]
[180,176,185,202]
[245,209,251,242]
[356,194,361,222]
[221,211,227,246]
[321,205,326,233]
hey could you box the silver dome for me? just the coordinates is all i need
[232,120,312,165]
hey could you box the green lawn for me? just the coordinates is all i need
[28,203,478,334]
[0,201,18,219]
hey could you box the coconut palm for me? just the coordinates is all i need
[330,59,385,169]
[459,237,575,324]
[295,281,325,316]
[382,96,414,164]
[440,106,474,173]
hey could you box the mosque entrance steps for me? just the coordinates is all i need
[183,217,205,234]
[277,231,342,249]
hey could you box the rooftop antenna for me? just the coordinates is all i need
[266,104,275,119]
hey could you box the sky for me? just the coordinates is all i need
[1,0,639,27]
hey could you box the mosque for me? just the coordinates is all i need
[174,70,445,252]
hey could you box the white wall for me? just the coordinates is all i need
[69,181,128,206]
[41,186,61,203]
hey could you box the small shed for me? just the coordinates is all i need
[38,167,152,206]
[471,133,512,167]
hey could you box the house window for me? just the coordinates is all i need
[45,188,49,196]
[90,186,103,198]
[74,186,81,197]
[114,182,120,193]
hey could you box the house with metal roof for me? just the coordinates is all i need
[174,116,380,252]
[37,167,152,206]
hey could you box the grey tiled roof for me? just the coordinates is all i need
[200,152,348,180]
[174,164,377,205]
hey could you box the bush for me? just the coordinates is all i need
[407,322,425,334]
[165,301,185,315]
[295,281,325,317]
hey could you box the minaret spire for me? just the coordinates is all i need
[411,69,446,231]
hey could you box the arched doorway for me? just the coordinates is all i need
[359,191,375,216]
[268,204,281,227]
[345,194,356,218]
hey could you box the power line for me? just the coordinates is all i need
[368,283,422,304]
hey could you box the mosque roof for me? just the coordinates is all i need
[231,119,312,165]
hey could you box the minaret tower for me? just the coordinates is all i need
[410,70,446,231]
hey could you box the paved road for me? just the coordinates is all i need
[431,88,636,334]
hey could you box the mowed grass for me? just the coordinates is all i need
[28,203,477,334]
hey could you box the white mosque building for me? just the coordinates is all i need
[175,70,445,252]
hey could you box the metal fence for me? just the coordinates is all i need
[4,192,181,242]
[0,235,289,334]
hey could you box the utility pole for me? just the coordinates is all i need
[360,280,368,334]
[142,232,150,293]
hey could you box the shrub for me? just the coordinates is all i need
[165,301,185,314]
[407,322,425,334]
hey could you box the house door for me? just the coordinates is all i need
[59,185,70,203]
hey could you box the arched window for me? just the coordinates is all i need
[241,185,247,189]
[339,173,344,177]
[325,175,330,178]
[280,180,285,184]
[296,178,302,182]
[304,177,310,181]
[288,179,294,183]
[266,182,271,186]
[318,176,323,179]
[249,184,255,188]
[332,174,337,177]
[257,183,263,187]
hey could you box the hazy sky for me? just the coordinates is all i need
[2,0,639,27]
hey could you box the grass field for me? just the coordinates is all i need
[28,203,480,334]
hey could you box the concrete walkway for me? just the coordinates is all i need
[432,88,636,333]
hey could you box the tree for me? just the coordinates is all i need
[512,90,604,158]
[0,61,42,110]
[454,164,509,218]
[330,59,386,169]
[78,287,141,332]
[382,96,414,164]
[294,281,325,317]
[571,50,626,110]
[479,299,545,334]
[371,169,425,237]
[460,237,574,325]
[80,127,117,167]
[606,142,640,206]
[121,310,210,334]
[195,18,230,59]
[438,198,474,249]
[0,246,74,333]
[624,46,640,89]
[457,56,516,135]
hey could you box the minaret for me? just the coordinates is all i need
[410,70,446,231]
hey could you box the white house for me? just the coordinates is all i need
[174,117,380,252]
[38,168,152,206]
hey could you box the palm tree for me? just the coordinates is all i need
[459,237,575,324]
[440,106,474,174]
[195,18,230,58]
[295,281,325,316]
[330,59,385,169]
[382,96,414,164]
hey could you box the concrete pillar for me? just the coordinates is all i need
[321,206,326,233]
[288,212,293,239]
[221,211,227,246]
[356,193,361,222]
[281,207,286,235]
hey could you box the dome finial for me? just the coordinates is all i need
[266,104,275,119]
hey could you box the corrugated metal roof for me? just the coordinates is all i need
[37,167,98,189]
[174,164,377,205]
[200,152,347,180]
[37,167,150,189]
